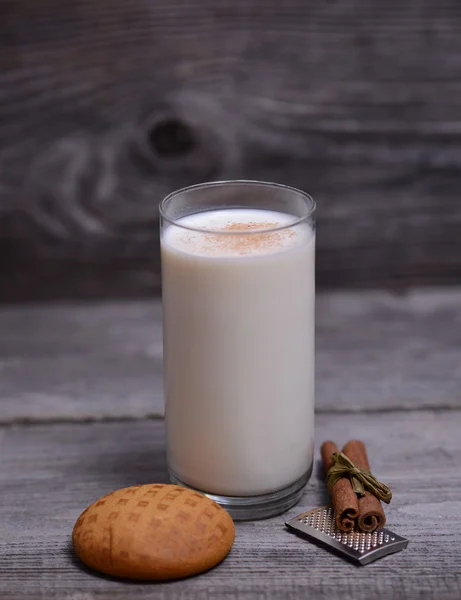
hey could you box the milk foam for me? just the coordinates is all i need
[162,209,312,258]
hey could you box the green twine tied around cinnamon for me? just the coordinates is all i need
[326,452,392,504]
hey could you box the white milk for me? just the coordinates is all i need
[161,208,315,496]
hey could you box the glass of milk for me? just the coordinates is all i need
[160,180,315,519]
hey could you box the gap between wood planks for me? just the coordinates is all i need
[1,403,460,428]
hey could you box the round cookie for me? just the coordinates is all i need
[72,484,235,580]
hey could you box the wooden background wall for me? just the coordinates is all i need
[1,0,461,301]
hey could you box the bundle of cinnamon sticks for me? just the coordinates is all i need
[321,440,390,533]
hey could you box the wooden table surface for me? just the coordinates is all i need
[1,289,460,599]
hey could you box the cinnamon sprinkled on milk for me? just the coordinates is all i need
[163,209,307,258]
[221,221,278,231]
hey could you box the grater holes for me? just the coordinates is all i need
[319,510,328,532]
[366,533,372,550]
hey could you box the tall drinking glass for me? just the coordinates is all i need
[160,180,315,519]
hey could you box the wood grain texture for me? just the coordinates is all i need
[1,287,460,424]
[1,412,460,599]
[2,0,461,299]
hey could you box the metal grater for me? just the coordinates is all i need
[285,506,408,565]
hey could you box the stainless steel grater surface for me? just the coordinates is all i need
[285,506,408,565]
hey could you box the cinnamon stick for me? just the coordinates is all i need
[342,440,386,532]
[320,441,359,533]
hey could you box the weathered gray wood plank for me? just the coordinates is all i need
[0,288,460,424]
[0,300,164,423]
[2,1,461,298]
[1,411,460,599]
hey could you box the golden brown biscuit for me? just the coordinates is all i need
[72,484,235,580]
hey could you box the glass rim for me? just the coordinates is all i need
[159,180,316,236]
